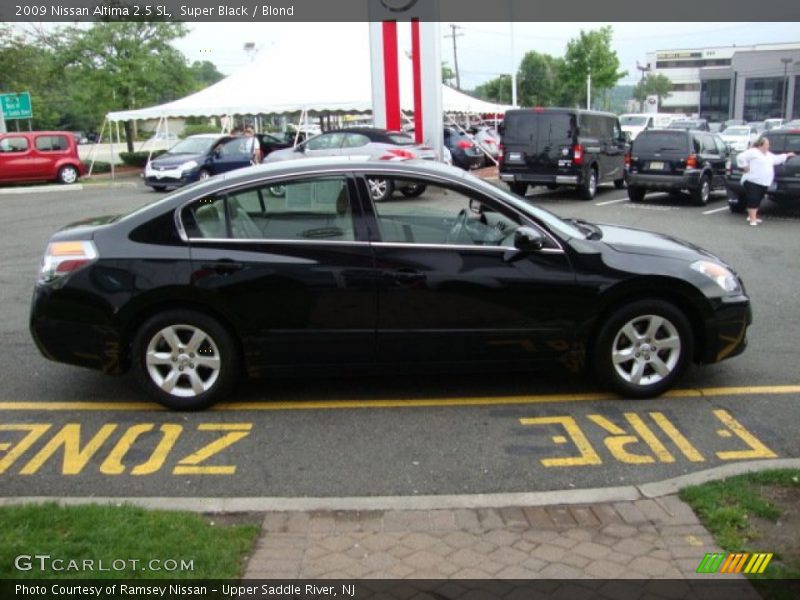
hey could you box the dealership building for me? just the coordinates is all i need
[644,42,800,122]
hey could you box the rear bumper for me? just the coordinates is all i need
[499,168,585,186]
[626,171,702,191]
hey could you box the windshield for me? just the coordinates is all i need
[167,137,218,155]
[620,116,648,126]
[724,127,750,136]
[667,121,695,130]
[503,112,573,145]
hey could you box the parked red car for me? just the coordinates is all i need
[0,131,86,184]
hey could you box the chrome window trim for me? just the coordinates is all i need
[173,165,566,254]
[371,241,565,254]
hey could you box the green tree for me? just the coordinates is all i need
[562,26,627,109]
[517,51,568,107]
[442,62,456,87]
[633,73,673,110]
[474,75,514,105]
[190,60,225,90]
[40,22,193,150]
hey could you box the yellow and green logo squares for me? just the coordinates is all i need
[697,552,773,574]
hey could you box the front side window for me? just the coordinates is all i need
[342,133,370,148]
[183,177,355,242]
[371,178,522,247]
[306,133,345,151]
[0,136,29,152]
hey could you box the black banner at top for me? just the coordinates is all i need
[2,0,800,22]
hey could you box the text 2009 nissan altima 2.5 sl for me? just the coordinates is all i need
[30,159,752,410]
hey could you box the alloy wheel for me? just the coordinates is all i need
[145,324,221,398]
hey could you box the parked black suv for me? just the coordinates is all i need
[625,129,729,205]
[725,128,800,212]
[499,108,626,200]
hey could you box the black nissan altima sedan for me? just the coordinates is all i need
[30,158,752,410]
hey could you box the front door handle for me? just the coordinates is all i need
[201,260,244,275]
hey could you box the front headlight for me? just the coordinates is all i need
[179,160,199,173]
[691,260,741,294]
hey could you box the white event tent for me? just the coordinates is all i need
[105,49,511,123]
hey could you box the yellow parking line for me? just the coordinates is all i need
[0,385,798,412]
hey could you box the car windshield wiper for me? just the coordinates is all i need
[566,218,602,240]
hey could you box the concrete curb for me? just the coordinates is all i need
[0,180,139,195]
[2,458,798,513]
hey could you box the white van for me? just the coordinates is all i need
[619,113,681,140]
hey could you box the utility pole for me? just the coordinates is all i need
[636,61,651,112]
[444,24,463,90]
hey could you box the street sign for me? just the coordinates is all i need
[0,92,33,119]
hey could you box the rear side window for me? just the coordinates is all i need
[633,131,688,153]
[581,115,613,138]
[503,113,575,145]
[35,135,69,151]
[766,134,800,153]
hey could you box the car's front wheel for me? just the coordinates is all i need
[727,189,746,213]
[592,299,693,399]
[58,165,79,184]
[131,310,240,410]
[627,186,646,202]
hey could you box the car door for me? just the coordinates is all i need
[208,137,253,175]
[699,133,725,187]
[770,133,800,197]
[0,134,39,181]
[182,173,377,370]
[361,172,578,366]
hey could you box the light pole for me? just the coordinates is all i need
[780,58,793,120]
[636,61,651,112]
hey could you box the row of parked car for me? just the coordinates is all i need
[496,107,800,210]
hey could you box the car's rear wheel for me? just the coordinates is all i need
[131,310,239,410]
[579,167,598,200]
[692,175,711,206]
[58,165,79,184]
[368,178,393,202]
[400,183,427,197]
[614,178,626,189]
[508,182,528,196]
[627,186,646,202]
[592,299,693,399]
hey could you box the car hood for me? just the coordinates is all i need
[597,223,721,263]
[149,152,205,168]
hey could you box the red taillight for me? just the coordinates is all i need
[39,241,98,283]
[533,107,545,112]
[624,152,631,167]
[498,143,504,159]
[380,148,416,161]
[686,154,698,169]
[457,140,473,149]
[573,144,584,165]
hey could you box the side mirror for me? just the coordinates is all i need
[513,226,545,252]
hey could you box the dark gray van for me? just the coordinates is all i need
[499,108,627,199]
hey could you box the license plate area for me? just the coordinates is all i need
[648,161,664,170]
[507,152,524,163]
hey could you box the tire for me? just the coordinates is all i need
[58,165,79,184]
[691,175,711,206]
[614,178,625,190]
[592,299,693,399]
[400,183,427,198]
[727,190,746,213]
[579,167,598,200]
[508,182,528,196]
[627,186,646,202]
[367,178,393,202]
[152,185,167,192]
[131,310,240,410]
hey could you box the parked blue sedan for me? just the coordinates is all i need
[143,134,254,191]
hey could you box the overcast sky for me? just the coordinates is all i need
[171,22,800,89]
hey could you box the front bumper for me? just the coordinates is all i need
[144,166,198,188]
[700,296,752,364]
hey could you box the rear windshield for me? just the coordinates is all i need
[620,116,648,126]
[387,133,416,146]
[503,113,574,144]
[633,131,689,153]
[767,133,800,153]
[667,121,696,130]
